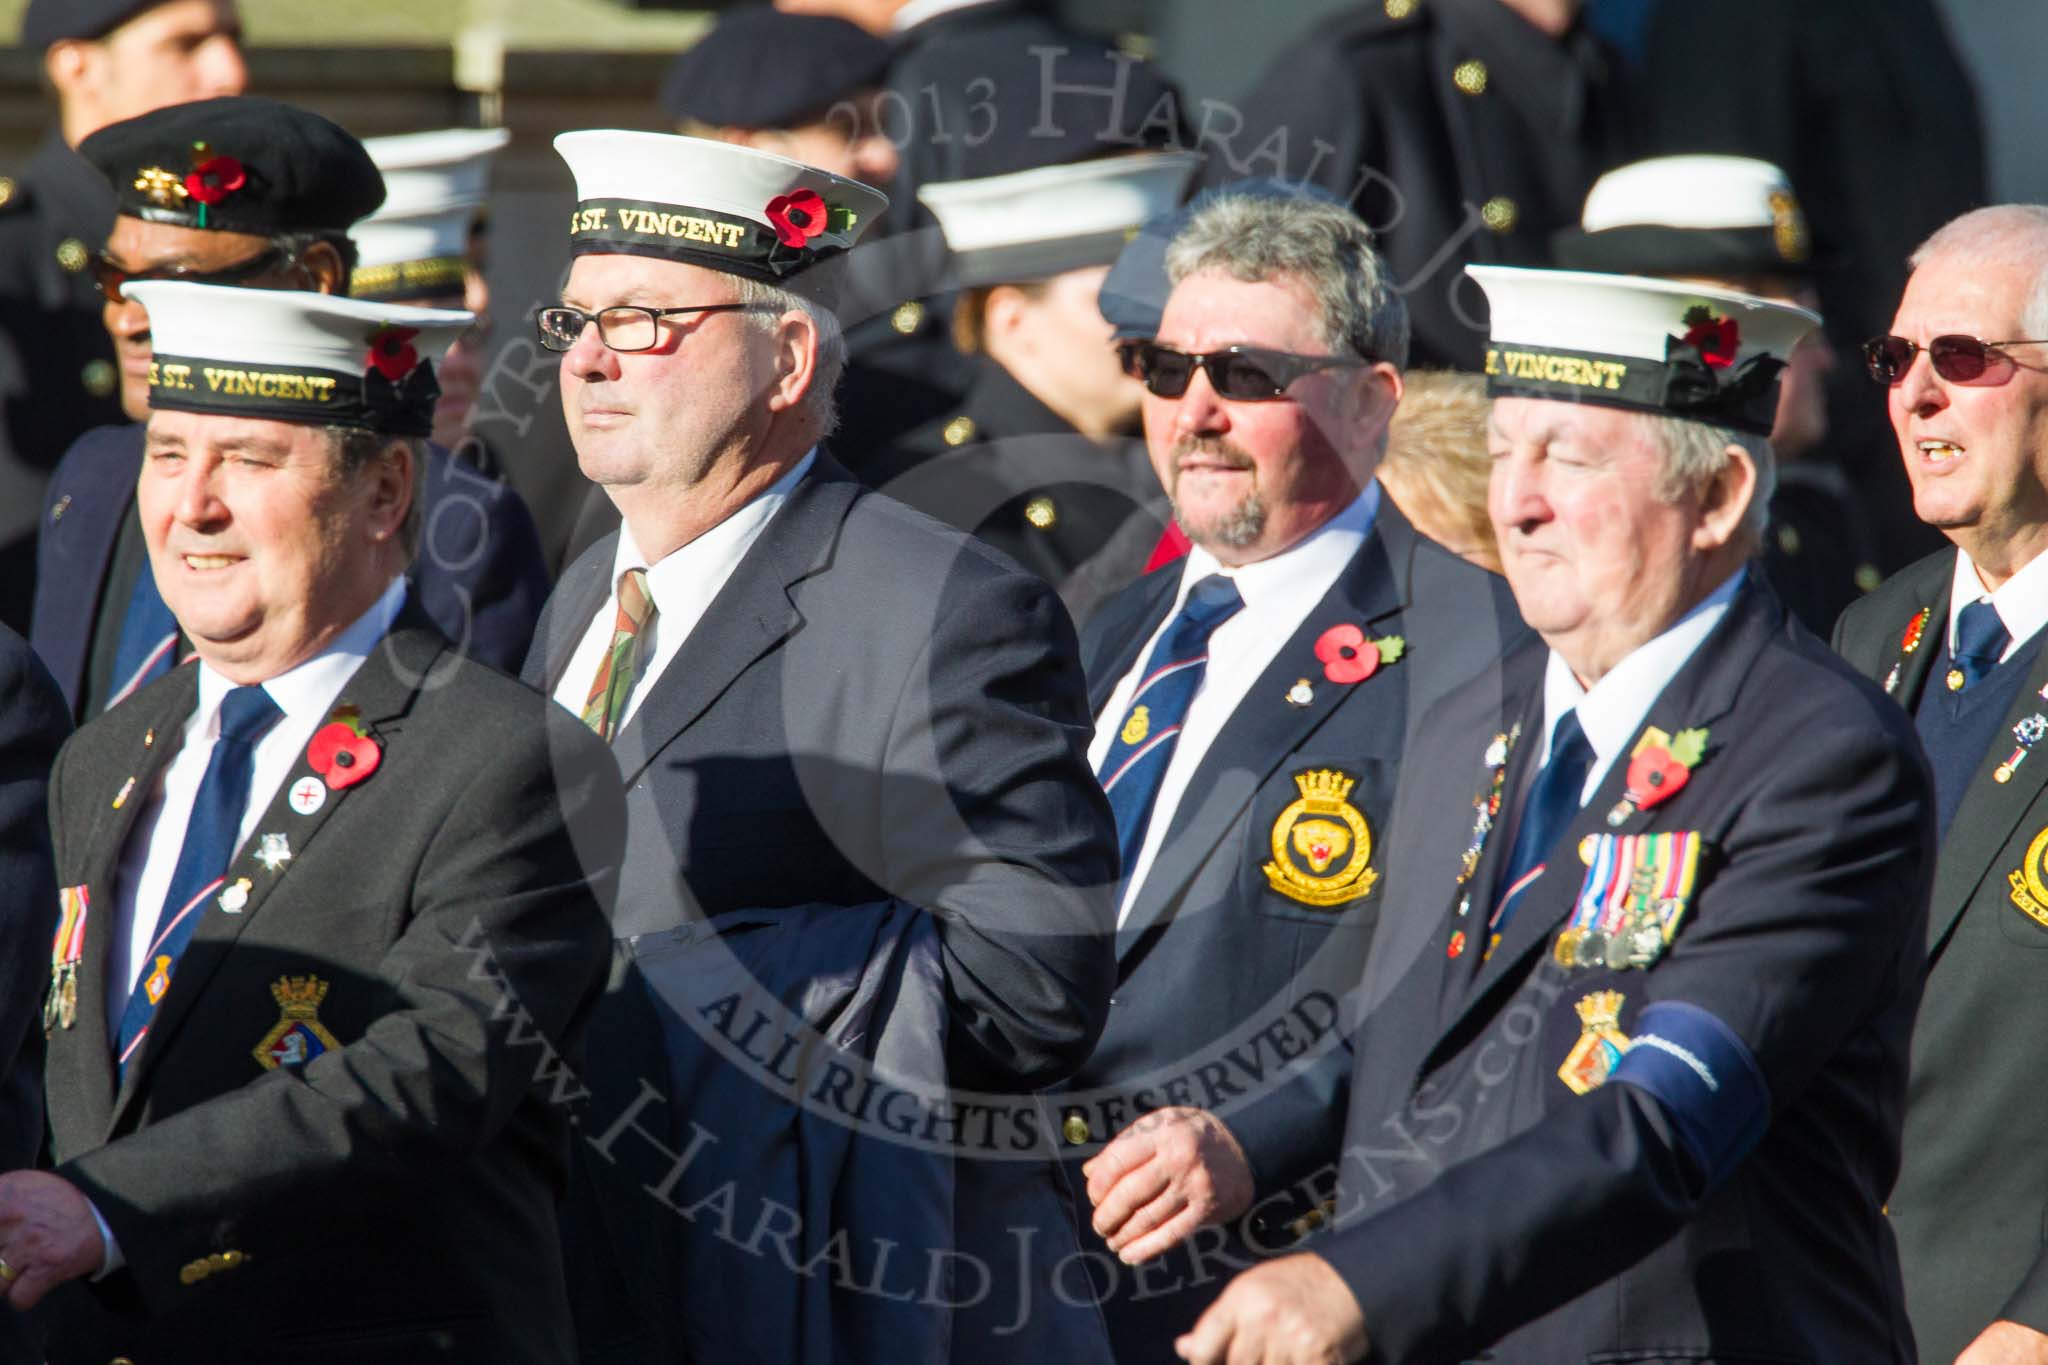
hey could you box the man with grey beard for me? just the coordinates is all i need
[1046,190,1523,1363]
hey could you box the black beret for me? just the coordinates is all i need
[662,7,892,129]
[22,0,171,46]
[79,96,386,236]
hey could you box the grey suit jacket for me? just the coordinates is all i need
[523,455,1119,1364]
[39,604,623,1365]
[1836,547,2048,1361]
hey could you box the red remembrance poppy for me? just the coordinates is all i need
[1315,624,1379,685]
[1624,745,1690,811]
[184,155,246,206]
[308,721,380,790]
[366,327,421,382]
[764,190,828,249]
[1681,307,1740,369]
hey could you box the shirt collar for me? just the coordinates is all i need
[1540,567,1746,770]
[612,449,815,616]
[193,576,408,735]
[1949,544,2048,653]
[892,0,1005,32]
[1176,482,1380,616]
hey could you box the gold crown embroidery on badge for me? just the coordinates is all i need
[1262,769,1378,908]
[271,975,328,1014]
[1574,989,1626,1032]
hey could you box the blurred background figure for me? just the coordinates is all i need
[1216,0,1630,372]
[1377,369,1500,572]
[865,149,1197,618]
[356,127,513,468]
[1552,153,1878,632]
[1635,0,1986,575]
[0,0,247,636]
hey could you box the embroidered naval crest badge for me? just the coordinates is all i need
[254,975,342,1071]
[1262,769,1378,908]
[2007,825,2048,929]
[1558,989,1632,1095]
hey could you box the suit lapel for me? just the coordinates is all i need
[1874,556,1950,710]
[1925,632,2048,955]
[1436,580,1778,1050]
[108,615,445,1132]
[531,537,613,694]
[607,463,861,786]
[1115,516,1409,958]
[57,672,195,1138]
[1084,571,1177,717]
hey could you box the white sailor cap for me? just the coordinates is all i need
[554,129,888,283]
[124,282,473,436]
[352,128,510,302]
[1467,265,1820,436]
[1551,155,1814,278]
[919,150,1202,288]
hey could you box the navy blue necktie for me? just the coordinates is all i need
[106,563,181,711]
[1096,575,1245,888]
[1952,600,2012,691]
[1492,709,1594,936]
[116,685,282,1076]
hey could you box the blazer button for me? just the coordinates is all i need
[1061,1109,1091,1145]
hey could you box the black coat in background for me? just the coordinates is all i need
[1319,578,1931,1363]
[1637,0,1985,572]
[0,624,68,1365]
[1217,0,1630,370]
[37,606,623,1365]
[523,455,1119,1363]
[0,131,126,635]
[1835,548,2048,1362]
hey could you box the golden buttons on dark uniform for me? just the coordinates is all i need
[890,300,925,335]
[1024,496,1057,530]
[1384,0,1417,17]
[942,415,976,447]
[178,1249,250,1285]
[1481,196,1519,233]
[1775,523,1802,556]
[81,358,115,398]
[50,493,71,524]
[1061,1109,1091,1145]
[0,177,15,208]
[1453,60,1489,96]
[56,237,88,272]
[1855,564,1883,594]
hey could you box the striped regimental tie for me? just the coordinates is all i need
[580,567,657,743]
[1094,574,1245,892]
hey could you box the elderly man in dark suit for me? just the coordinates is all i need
[1050,189,1522,1364]
[1180,267,1934,1364]
[1835,204,2048,1365]
[0,282,621,1364]
[31,96,550,718]
[522,132,1119,1364]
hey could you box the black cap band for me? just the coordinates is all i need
[147,353,440,436]
[1484,339,1784,436]
[1550,224,1813,279]
[568,197,842,281]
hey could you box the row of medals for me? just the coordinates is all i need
[1553,898,1678,972]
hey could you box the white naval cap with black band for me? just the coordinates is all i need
[917,150,1203,289]
[124,282,473,437]
[1467,265,1821,437]
[1550,154,1815,279]
[553,129,888,283]
[352,127,511,303]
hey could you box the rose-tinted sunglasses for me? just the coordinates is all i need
[1863,333,2048,386]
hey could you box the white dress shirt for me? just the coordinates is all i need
[1948,545,2048,662]
[551,452,814,731]
[1088,484,1380,925]
[96,574,407,1274]
[1535,568,1746,806]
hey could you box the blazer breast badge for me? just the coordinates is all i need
[2008,826,2048,929]
[1262,768,1378,908]
[254,975,342,1070]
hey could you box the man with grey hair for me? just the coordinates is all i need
[1049,190,1521,1362]
[522,131,1121,1363]
[1836,204,2048,1365]
[1179,266,1932,1364]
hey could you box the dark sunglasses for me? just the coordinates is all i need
[1863,333,2048,386]
[1130,342,1376,401]
[91,246,299,305]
